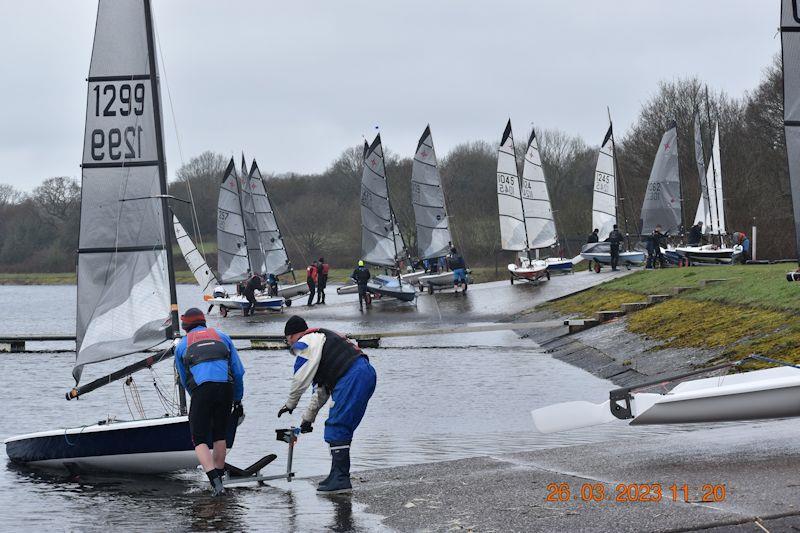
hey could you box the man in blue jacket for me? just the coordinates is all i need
[175,308,245,496]
[278,315,377,493]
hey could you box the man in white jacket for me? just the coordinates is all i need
[278,315,377,493]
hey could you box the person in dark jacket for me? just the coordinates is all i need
[306,264,318,306]
[243,272,263,316]
[316,257,330,304]
[447,248,468,293]
[278,315,377,493]
[587,228,599,244]
[687,221,705,246]
[175,308,245,496]
[607,224,624,271]
[266,273,279,297]
[351,260,371,311]
[646,225,666,269]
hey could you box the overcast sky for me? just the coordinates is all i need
[0,1,780,190]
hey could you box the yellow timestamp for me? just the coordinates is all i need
[545,482,727,503]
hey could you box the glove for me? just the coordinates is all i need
[232,401,244,419]
[300,420,313,433]
[278,404,293,418]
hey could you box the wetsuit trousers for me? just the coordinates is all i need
[357,284,369,308]
[610,245,620,270]
[243,288,257,314]
[307,282,316,306]
[324,357,377,443]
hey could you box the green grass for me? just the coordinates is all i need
[0,272,77,285]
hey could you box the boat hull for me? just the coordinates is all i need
[337,283,358,295]
[581,251,646,266]
[508,262,549,283]
[208,294,284,313]
[367,275,416,302]
[631,367,800,425]
[674,245,741,265]
[544,257,573,273]
[2,416,224,474]
[277,282,308,298]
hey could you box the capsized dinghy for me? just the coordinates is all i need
[531,359,800,434]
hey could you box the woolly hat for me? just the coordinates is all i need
[284,315,308,337]
[180,308,206,331]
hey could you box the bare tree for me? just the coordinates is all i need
[0,184,24,208]
[32,176,80,223]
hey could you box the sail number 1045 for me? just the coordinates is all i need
[89,82,147,161]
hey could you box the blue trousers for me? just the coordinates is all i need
[324,357,376,444]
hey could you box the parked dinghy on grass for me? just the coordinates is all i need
[531,358,800,434]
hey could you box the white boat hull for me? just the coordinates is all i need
[208,294,284,314]
[277,282,308,298]
[337,283,358,295]
[674,244,742,265]
[508,260,548,283]
[367,275,417,302]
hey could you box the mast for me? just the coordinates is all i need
[606,108,630,246]
[143,0,185,413]
[674,121,687,236]
[704,86,723,245]
[516,125,532,261]
[382,135,404,282]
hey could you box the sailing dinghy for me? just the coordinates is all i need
[784,0,800,272]
[4,0,241,474]
[676,118,741,264]
[412,126,469,293]
[360,134,417,302]
[212,158,284,315]
[497,121,550,284]
[580,123,645,269]
[531,359,800,434]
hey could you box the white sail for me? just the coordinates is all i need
[782,0,800,258]
[239,155,266,274]
[692,112,712,232]
[641,123,682,235]
[75,0,171,382]
[361,134,398,267]
[496,120,526,251]
[217,158,250,283]
[173,215,218,295]
[411,125,452,260]
[521,129,557,249]
[249,160,291,276]
[706,124,726,235]
[592,125,617,240]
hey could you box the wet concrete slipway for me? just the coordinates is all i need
[1,270,798,532]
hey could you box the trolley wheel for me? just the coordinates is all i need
[220,306,228,317]
[594,261,601,274]
[545,271,551,281]
[285,299,292,307]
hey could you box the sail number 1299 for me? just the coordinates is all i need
[89,82,147,161]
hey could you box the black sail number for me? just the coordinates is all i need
[91,126,144,161]
[93,83,145,117]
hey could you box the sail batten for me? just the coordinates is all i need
[75,0,172,383]
[782,0,800,258]
[641,123,681,235]
[591,125,617,240]
[411,126,452,260]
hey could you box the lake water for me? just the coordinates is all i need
[0,273,691,530]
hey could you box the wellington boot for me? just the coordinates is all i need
[317,444,352,494]
[207,470,226,497]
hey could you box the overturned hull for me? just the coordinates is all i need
[367,275,417,302]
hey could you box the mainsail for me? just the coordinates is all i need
[692,112,711,231]
[521,128,557,249]
[705,124,726,236]
[496,120,527,251]
[592,125,617,240]
[411,125,452,260]
[783,0,800,258]
[361,134,399,267]
[75,0,175,382]
[217,158,250,282]
[249,159,291,276]
[239,155,266,274]
[173,215,218,295]
[641,122,682,235]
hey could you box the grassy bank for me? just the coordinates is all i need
[543,263,800,364]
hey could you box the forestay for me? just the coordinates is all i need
[411,125,452,260]
[521,129,557,249]
[641,123,681,235]
[783,0,800,258]
[249,160,291,276]
[240,156,266,274]
[496,121,527,251]
[217,158,250,283]
[592,126,617,240]
[692,112,711,231]
[173,215,218,295]
[361,135,399,267]
[75,0,171,382]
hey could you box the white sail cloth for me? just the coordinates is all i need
[249,160,291,276]
[411,125,452,260]
[496,121,527,251]
[521,129,557,249]
[592,126,617,240]
[217,158,250,283]
[783,0,800,258]
[693,124,725,235]
[361,135,399,267]
[692,112,711,231]
[641,124,681,235]
[75,0,171,382]
[173,215,218,295]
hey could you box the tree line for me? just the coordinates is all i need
[0,56,794,274]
